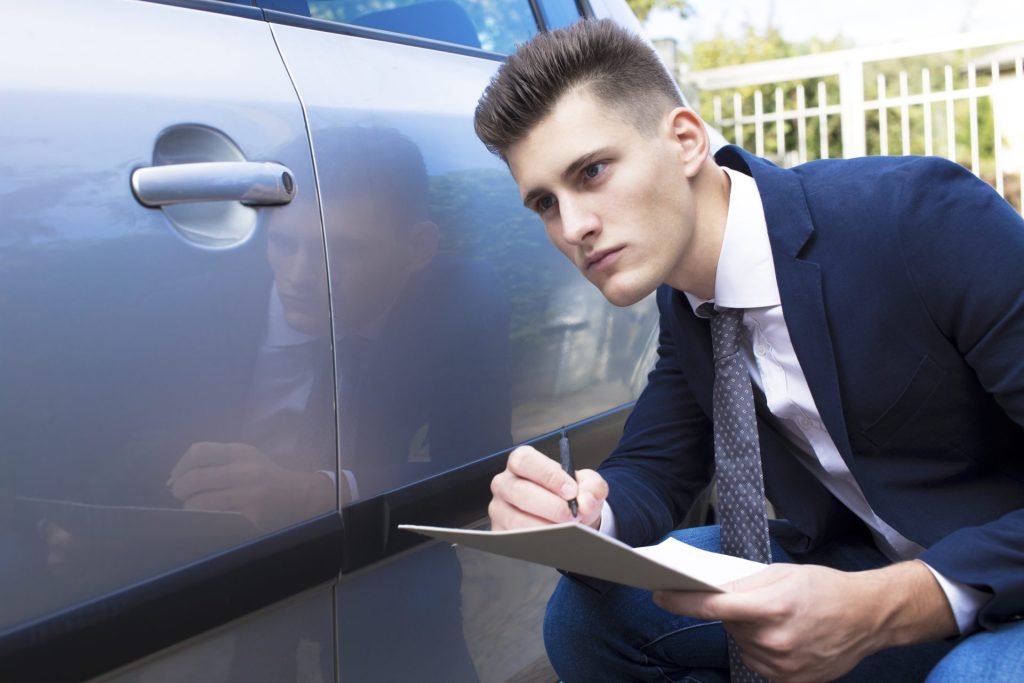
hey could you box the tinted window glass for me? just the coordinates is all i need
[304,0,537,53]
[537,0,580,30]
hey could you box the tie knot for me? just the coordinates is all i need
[703,305,744,361]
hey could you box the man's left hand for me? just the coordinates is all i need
[653,560,958,683]
[168,442,334,531]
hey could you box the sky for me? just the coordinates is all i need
[645,0,1024,51]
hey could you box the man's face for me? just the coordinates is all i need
[267,199,421,336]
[507,90,698,307]
[267,219,331,337]
[326,199,421,332]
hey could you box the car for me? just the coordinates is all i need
[0,1,667,680]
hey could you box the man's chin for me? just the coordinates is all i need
[596,280,654,307]
[283,310,329,337]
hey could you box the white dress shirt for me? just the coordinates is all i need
[243,282,319,454]
[246,284,358,499]
[601,166,989,633]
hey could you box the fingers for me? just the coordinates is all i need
[653,589,726,622]
[42,520,74,566]
[574,469,608,526]
[652,575,780,623]
[181,488,246,514]
[653,589,771,623]
[650,589,791,679]
[169,442,256,483]
[490,467,575,529]
[506,445,576,497]
[487,496,560,530]
[489,445,608,530]
[169,462,253,501]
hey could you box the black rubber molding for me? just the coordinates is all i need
[0,514,342,683]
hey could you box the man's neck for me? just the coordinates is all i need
[666,163,731,300]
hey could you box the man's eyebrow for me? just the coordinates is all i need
[562,149,608,183]
[521,148,610,209]
[522,186,546,210]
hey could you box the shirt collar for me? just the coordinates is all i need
[265,283,320,347]
[264,281,391,346]
[685,166,781,315]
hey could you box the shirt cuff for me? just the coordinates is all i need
[340,469,360,502]
[597,500,618,538]
[921,562,992,635]
[317,469,360,504]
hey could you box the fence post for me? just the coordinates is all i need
[838,57,867,158]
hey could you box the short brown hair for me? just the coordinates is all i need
[474,18,683,160]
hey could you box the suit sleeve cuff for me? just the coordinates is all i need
[921,561,992,635]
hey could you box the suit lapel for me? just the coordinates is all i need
[669,288,714,414]
[715,147,856,469]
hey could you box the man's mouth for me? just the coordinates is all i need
[585,246,624,272]
[278,291,320,309]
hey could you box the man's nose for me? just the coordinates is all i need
[559,197,600,245]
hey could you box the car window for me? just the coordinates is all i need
[267,21,660,506]
[536,0,582,30]
[268,0,538,53]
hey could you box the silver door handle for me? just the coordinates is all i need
[131,161,296,208]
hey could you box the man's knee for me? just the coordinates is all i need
[925,620,1024,682]
[544,574,641,679]
[543,575,590,665]
[544,526,729,682]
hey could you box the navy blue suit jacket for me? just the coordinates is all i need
[601,146,1024,628]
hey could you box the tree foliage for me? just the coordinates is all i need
[627,0,690,25]
[686,25,850,161]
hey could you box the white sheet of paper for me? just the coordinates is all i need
[398,522,766,592]
[632,537,766,587]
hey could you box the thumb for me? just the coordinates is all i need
[574,469,608,527]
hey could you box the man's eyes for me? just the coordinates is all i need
[532,162,607,214]
[583,162,607,179]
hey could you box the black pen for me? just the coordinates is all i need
[559,429,579,518]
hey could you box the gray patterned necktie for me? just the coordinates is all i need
[701,304,772,683]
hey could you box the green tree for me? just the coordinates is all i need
[686,25,849,161]
[628,0,690,25]
[684,25,1004,190]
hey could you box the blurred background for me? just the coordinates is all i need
[638,0,1024,213]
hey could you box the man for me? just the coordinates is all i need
[474,18,1024,682]
[168,125,511,522]
[166,126,510,682]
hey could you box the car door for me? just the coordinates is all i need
[260,1,660,680]
[1,1,663,681]
[1,2,337,681]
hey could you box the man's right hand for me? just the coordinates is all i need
[488,445,608,530]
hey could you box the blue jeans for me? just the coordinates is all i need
[545,524,1022,682]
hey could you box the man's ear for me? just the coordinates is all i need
[665,107,710,179]
[407,220,440,271]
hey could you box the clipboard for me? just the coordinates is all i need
[399,522,765,592]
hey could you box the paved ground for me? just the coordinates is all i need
[458,544,560,683]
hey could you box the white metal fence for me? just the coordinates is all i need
[681,31,1024,214]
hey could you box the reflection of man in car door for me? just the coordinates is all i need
[167,125,511,527]
[165,127,508,682]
